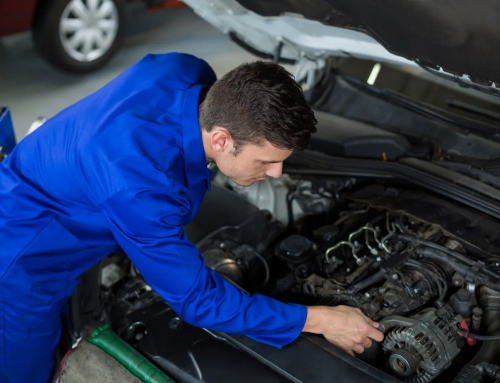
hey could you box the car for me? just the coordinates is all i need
[0,0,185,74]
[45,1,500,382]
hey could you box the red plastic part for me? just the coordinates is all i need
[459,320,477,346]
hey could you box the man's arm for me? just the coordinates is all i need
[100,185,308,348]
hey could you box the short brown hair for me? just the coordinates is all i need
[200,61,317,154]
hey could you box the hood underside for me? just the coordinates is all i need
[235,0,500,86]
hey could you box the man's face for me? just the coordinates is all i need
[215,140,292,186]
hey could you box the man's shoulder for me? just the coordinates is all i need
[124,53,217,90]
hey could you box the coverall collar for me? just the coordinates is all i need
[182,84,212,191]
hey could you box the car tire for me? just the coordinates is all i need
[32,0,126,74]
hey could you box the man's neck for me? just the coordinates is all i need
[198,90,214,164]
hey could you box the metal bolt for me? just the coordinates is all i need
[496,263,500,267]
[135,333,144,341]
[220,243,225,248]
[169,317,182,330]
[391,273,398,280]
[473,307,483,317]
[365,293,371,298]
[346,268,351,273]
[379,288,386,294]
[413,288,419,294]
[376,257,382,262]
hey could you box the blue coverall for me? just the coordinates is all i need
[0,53,307,383]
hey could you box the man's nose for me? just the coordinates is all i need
[265,163,283,178]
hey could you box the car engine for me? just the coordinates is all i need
[83,173,500,383]
[201,174,500,383]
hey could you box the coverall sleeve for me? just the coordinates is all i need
[100,184,308,348]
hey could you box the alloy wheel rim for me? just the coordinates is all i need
[59,0,119,62]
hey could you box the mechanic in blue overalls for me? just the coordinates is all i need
[0,53,383,382]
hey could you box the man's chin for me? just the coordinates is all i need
[230,178,255,187]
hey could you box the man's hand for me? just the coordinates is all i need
[302,305,384,356]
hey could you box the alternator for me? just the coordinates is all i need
[379,307,464,383]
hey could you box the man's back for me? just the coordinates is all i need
[0,52,216,281]
[0,53,218,383]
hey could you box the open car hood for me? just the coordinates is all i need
[184,0,500,88]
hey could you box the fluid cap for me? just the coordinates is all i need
[276,235,314,264]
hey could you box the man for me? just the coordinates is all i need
[0,53,383,382]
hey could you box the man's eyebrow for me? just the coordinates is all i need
[260,160,283,164]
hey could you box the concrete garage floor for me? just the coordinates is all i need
[0,6,258,139]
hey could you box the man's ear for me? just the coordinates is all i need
[210,127,232,153]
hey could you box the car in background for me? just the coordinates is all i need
[0,0,185,73]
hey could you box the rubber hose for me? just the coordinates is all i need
[418,247,500,291]
[247,249,270,287]
[452,362,500,383]
[86,324,174,383]
[474,273,500,291]
[452,364,484,383]
[468,323,500,366]
[396,234,475,266]
[457,332,500,341]
[346,269,385,293]
[318,293,362,309]
[416,247,470,275]
[483,267,500,280]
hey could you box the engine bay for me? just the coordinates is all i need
[93,173,500,383]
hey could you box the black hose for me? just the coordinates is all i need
[474,273,500,291]
[460,363,500,382]
[452,362,500,383]
[317,293,362,309]
[452,364,482,383]
[468,323,500,366]
[395,234,475,266]
[457,332,500,341]
[417,247,500,291]
[346,269,385,293]
[483,266,500,280]
[251,251,270,287]
[417,247,470,275]
[435,279,444,308]
[437,278,448,308]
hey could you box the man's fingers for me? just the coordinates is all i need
[367,327,385,342]
[362,338,372,349]
[363,315,379,328]
[352,345,365,354]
